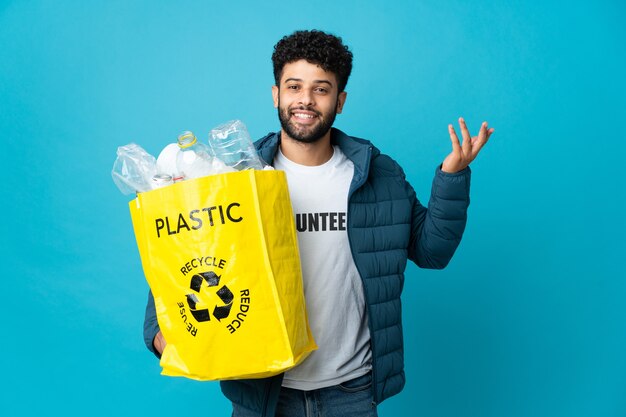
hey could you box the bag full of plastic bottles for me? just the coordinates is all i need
[113,121,315,381]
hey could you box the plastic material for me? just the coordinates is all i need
[176,131,234,180]
[150,174,173,189]
[111,143,158,194]
[209,120,265,171]
[176,131,216,180]
[129,170,317,380]
[156,143,182,181]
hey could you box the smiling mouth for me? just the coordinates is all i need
[290,109,319,123]
[293,112,315,119]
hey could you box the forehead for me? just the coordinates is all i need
[280,59,338,86]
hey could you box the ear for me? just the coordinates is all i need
[336,91,347,114]
[272,85,279,108]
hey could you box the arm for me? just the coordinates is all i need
[407,166,471,269]
[407,118,494,268]
[143,289,166,358]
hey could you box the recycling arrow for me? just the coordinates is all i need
[185,271,234,323]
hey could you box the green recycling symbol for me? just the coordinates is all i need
[185,271,234,322]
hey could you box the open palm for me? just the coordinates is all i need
[442,117,494,173]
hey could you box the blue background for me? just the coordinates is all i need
[1,1,625,416]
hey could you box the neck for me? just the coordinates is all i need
[279,129,333,166]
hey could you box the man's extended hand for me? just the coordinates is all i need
[442,117,494,173]
[154,331,167,355]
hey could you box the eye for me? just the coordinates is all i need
[315,87,328,94]
[287,84,300,90]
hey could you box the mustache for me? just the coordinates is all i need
[289,106,321,116]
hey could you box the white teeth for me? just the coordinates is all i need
[294,113,314,119]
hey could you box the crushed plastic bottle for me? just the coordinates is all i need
[112,143,157,194]
[209,120,265,171]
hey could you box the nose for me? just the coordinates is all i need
[298,89,315,107]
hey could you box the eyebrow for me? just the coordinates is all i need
[284,78,334,87]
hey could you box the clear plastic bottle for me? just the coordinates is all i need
[176,131,216,180]
[208,120,264,171]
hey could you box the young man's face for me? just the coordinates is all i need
[272,59,347,144]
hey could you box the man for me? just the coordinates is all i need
[144,30,494,417]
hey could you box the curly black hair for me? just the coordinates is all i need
[272,30,353,92]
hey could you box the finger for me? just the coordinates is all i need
[471,122,489,154]
[481,127,495,144]
[479,121,488,140]
[473,124,496,159]
[448,124,462,153]
[459,117,472,153]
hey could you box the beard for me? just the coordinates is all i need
[277,98,338,144]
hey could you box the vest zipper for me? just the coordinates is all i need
[346,145,378,405]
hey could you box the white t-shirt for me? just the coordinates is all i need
[274,145,372,390]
